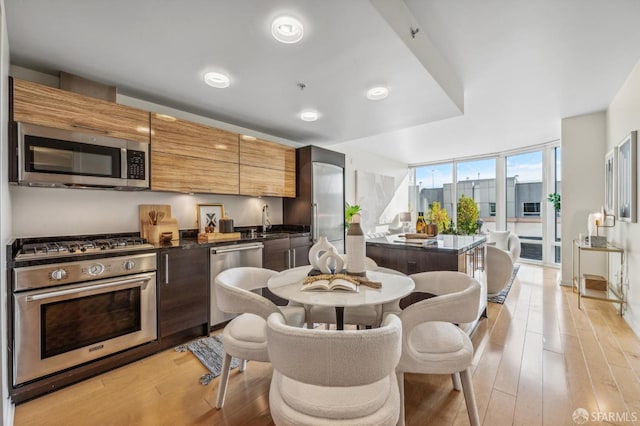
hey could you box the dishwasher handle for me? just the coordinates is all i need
[212,244,264,255]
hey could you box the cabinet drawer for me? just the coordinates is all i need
[13,78,150,144]
[263,238,290,251]
[290,236,311,248]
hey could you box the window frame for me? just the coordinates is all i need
[410,140,560,266]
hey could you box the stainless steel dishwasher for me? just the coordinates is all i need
[210,242,264,326]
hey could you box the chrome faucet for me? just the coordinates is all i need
[262,204,272,234]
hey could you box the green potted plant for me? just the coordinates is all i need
[547,192,561,212]
[457,194,480,235]
[426,201,450,233]
[345,202,362,229]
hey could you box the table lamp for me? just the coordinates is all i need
[596,205,616,236]
[399,212,412,233]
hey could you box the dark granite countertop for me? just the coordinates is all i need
[154,228,311,251]
[7,226,311,266]
[366,234,486,255]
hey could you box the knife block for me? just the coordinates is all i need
[141,219,179,243]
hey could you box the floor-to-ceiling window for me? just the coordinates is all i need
[553,147,562,264]
[415,163,453,231]
[506,151,544,262]
[456,158,497,233]
[410,142,560,266]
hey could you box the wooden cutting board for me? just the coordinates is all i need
[197,232,242,243]
[400,233,436,239]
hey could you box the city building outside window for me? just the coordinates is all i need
[411,142,560,266]
[523,202,541,216]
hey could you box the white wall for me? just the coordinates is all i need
[329,141,409,232]
[606,59,640,336]
[560,111,606,285]
[10,187,282,237]
[0,0,12,423]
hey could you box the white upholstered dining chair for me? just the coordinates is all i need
[485,244,515,295]
[266,311,403,425]
[384,271,482,426]
[213,267,306,408]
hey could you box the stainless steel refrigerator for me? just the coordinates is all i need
[284,145,345,253]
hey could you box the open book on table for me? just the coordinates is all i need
[302,274,359,292]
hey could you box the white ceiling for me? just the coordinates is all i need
[6,0,640,164]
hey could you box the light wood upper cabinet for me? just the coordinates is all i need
[150,114,240,194]
[239,137,296,197]
[12,78,150,143]
[151,152,239,194]
[240,165,295,198]
[151,114,238,163]
[239,138,295,172]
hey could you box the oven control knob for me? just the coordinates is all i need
[88,263,105,276]
[124,260,136,271]
[51,269,67,280]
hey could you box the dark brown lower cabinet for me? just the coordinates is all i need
[158,247,209,339]
[290,236,311,269]
[366,244,481,276]
[262,236,311,306]
[263,236,311,272]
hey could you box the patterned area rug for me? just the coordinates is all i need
[488,264,521,304]
[175,334,240,385]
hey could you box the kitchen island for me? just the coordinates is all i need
[367,234,488,336]
[366,234,486,276]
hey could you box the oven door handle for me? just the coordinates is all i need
[25,275,154,302]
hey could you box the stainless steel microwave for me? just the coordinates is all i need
[15,122,149,190]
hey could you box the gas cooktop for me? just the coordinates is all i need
[15,236,155,260]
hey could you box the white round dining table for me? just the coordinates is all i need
[267,265,415,330]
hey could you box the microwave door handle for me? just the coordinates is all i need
[25,275,154,302]
[17,123,25,182]
[121,147,127,180]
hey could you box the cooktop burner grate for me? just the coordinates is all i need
[16,237,153,260]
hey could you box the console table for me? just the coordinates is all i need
[572,240,625,315]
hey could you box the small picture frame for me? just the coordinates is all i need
[617,131,637,223]
[197,204,225,233]
[604,148,616,215]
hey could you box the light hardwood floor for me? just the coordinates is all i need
[13,264,640,425]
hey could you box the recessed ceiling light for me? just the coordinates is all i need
[272,16,304,44]
[203,72,230,88]
[300,110,319,122]
[366,86,389,100]
[241,135,257,141]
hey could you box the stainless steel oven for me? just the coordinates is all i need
[12,251,157,385]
